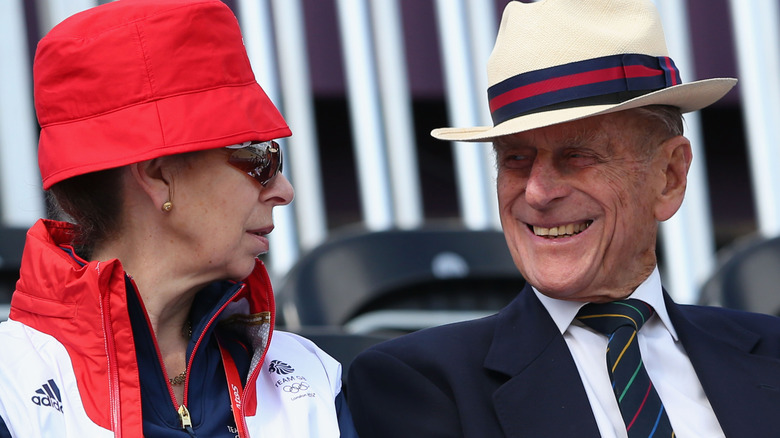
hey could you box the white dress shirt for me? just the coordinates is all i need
[534,267,725,437]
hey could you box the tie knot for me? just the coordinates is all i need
[576,299,654,336]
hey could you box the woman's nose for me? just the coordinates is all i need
[264,172,295,206]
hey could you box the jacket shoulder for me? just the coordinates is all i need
[0,320,112,437]
[247,330,344,437]
[265,330,343,395]
[352,313,500,374]
[679,304,780,330]
[677,303,780,351]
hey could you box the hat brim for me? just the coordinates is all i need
[38,82,291,190]
[431,78,737,142]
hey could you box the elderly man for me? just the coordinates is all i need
[346,0,780,437]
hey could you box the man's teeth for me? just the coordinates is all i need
[532,222,590,237]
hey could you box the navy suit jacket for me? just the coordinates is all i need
[347,283,780,437]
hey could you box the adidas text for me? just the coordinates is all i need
[32,379,64,414]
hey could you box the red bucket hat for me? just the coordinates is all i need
[34,0,291,190]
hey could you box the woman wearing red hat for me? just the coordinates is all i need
[0,1,357,437]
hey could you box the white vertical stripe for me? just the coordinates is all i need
[371,0,424,229]
[335,0,394,231]
[466,0,501,230]
[729,0,780,237]
[37,0,98,33]
[0,0,44,227]
[237,0,300,280]
[653,0,716,303]
[434,0,493,230]
[270,0,329,253]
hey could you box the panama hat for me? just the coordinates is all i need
[34,0,291,190]
[431,0,737,142]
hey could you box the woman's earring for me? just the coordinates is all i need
[162,184,174,212]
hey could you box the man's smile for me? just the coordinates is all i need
[528,220,593,238]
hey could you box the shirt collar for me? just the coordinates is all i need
[533,266,679,340]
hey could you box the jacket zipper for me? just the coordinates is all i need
[178,405,196,437]
[175,285,247,436]
[99,266,123,438]
[237,360,264,435]
[235,270,277,436]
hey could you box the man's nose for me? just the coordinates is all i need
[524,156,570,209]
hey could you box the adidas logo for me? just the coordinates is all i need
[31,379,64,413]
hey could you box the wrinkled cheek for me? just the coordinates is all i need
[497,179,524,219]
[496,190,514,226]
[609,214,657,276]
[502,222,525,259]
[603,166,644,206]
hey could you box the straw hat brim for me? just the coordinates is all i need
[431,78,736,142]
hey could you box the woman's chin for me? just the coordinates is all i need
[223,260,258,282]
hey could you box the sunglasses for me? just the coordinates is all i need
[227,141,283,186]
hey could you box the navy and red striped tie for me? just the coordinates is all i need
[577,299,675,437]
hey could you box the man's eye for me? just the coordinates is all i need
[566,151,600,164]
[565,149,588,158]
[503,155,532,169]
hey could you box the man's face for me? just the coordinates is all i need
[495,111,685,302]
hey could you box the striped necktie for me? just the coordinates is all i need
[576,299,674,438]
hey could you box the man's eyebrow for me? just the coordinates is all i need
[492,137,512,148]
[493,126,605,150]
[493,135,534,149]
[562,127,599,147]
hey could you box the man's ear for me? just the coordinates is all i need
[128,158,172,211]
[654,135,692,221]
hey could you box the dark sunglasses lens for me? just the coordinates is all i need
[228,141,282,185]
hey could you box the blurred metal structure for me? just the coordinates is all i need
[653,0,717,304]
[0,0,44,228]
[0,0,778,316]
[434,0,501,230]
[336,0,394,231]
[729,0,780,237]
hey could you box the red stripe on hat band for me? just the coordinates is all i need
[486,54,682,125]
[664,57,679,86]
[489,65,663,113]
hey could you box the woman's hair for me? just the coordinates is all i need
[47,167,124,260]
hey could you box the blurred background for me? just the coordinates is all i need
[1,0,779,357]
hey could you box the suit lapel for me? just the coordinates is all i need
[485,285,600,437]
[666,293,780,436]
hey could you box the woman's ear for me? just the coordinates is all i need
[128,158,173,212]
[654,135,692,221]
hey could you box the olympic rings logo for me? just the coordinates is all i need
[283,382,310,393]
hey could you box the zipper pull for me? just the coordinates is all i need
[178,404,196,437]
